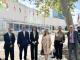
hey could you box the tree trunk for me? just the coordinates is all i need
[60,0,73,27]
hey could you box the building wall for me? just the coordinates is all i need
[0,0,66,31]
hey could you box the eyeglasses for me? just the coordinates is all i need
[70,27,73,28]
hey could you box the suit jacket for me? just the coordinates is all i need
[17,31,29,46]
[30,31,39,45]
[78,31,80,42]
[4,32,15,49]
[67,31,79,47]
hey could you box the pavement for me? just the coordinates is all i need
[0,33,68,60]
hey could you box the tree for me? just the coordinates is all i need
[34,0,78,27]
[60,0,73,27]
[0,0,5,12]
[0,0,8,10]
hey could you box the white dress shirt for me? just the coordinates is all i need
[8,32,12,44]
[23,31,25,37]
[8,32,11,37]
[33,31,36,38]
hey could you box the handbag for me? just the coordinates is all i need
[0,58,1,60]
[40,46,44,55]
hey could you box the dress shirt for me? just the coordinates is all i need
[8,32,12,44]
[23,31,25,37]
[69,32,74,43]
[33,31,36,38]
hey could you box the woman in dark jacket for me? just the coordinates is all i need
[30,26,39,60]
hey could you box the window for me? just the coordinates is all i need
[20,24,23,30]
[0,21,4,31]
[52,26,54,30]
[14,24,19,31]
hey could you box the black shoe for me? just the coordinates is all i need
[51,56,55,58]
[0,58,1,60]
[24,58,26,60]
[59,58,62,60]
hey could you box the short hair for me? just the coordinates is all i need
[77,26,80,30]
[22,25,26,28]
[69,25,74,28]
[32,26,37,31]
[58,26,62,29]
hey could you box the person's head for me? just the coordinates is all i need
[43,29,49,36]
[32,26,37,32]
[69,25,74,32]
[22,25,26,31]
[77,26,80,32]
[8,28,13,33]
[58,26,62,32]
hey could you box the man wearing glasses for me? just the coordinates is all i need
[67,25,80,60]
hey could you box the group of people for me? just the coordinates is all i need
[51,25,80,60]
[4,26,39,60]
[2,25,80,60]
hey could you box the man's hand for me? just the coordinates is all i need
[10,45,13,48]
[32,42,35,44]
[35,41,37,43]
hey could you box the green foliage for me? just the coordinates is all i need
[35,0,78,17]
[0,1,4,12]
[0,5,4,12]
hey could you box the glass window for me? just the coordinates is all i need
[14,24,19,31]
[52,26,54,30]
[20,24,23,30]
[0,21,4,31]
[29,25,32,32]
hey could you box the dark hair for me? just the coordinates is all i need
[58,26,62,29]
[43,29,49,37]
[32,26,37,32]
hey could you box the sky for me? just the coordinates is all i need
[18,0,80,24]
[72,0,80,24]
[18,0,36,9]
[75,0,80,10]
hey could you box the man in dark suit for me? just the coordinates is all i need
[17,26,29,60]
[77,26,80,41]
[30,26,39,60]
[4,28,15,60]
[67,25,80,60]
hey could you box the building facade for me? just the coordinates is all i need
[0,0,66,33]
